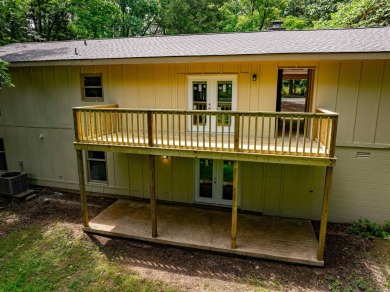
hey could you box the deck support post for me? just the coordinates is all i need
[317,166,334,261]
[76,149,89,227]
[149,155,157,238]
[231,160,239,249]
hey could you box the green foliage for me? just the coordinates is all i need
[0,60,13,89]
[219,0,285,32]
[0,0,31,45]
[115,0,159,37]
[28,0,74,41]
[69,0,121,39]
[347,218,390,239]
[314,0,390,28]
[282,15,309,30]
[283,0,347,27]
[158,0,226,35]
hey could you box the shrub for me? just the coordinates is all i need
[347,218,389,239]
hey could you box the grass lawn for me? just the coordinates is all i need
[0,189,389,291]
[0,222,173,291]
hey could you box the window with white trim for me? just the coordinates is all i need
[81,74,103,101]
[0,139,7,171]
[87,151,107,183]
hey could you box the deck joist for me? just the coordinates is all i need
[74,142,336,166]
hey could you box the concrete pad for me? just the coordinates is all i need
[84,200,323,266]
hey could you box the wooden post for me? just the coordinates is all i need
[147,112,154,147]
[231,161,239,249]
[317,166,334,261]
[149,155,157,238]
[234,114,240,152]
[329,117,338,158]
[76,150,89,227]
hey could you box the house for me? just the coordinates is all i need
[0,27,389,266]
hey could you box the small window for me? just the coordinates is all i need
[87,151,107,183]
[0,139,7,171]
[81,74,103,101]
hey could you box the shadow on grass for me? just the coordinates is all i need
[86,223,387,291]
[0,222,170,291]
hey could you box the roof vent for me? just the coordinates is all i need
[267,20,285,31]
[356,152,371,158]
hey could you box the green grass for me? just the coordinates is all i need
[0,221,173,291]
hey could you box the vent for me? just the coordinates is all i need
[0,172,28,195]
[356,152,371,159]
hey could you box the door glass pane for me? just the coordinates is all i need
[222,160,234,200]
[217,81,232,126]
[192,82,207,125]
[199,159,213,198]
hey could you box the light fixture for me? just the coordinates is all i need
[252,74,257,81]
[162,155,168,159]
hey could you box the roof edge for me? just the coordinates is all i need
[7,52,390,67]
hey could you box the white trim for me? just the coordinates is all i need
[187,75,237,133]
[7,52,390,67]
[194,158,241,207]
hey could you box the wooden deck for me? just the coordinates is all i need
[73,105,338,166]
[84,200,323,267]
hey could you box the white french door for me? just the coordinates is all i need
[187,75,237,133]
[194,158,238,206]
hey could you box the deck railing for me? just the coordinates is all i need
[73,105,338,158]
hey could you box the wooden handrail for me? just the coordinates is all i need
[73,106,338,158]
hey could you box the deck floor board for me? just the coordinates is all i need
[84,200,323,266]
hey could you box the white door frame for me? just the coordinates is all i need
[194,158,241,206]
[187,75,238,133]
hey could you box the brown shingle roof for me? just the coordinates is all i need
[0,27,389,63]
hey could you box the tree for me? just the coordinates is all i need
[0,60,13,89]
[0,0,30,45]
[314,0,390,28]
[115,0,159,37]
[219,0,285,32]
[28,0,74,41]
[69,0,121,39]
[157,0,226,35]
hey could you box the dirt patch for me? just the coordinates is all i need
[1,188,389,291]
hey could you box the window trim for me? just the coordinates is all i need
[0,138,7,172]
[86,151,108,184]
[81,73,104,102]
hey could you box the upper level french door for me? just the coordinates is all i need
[187,75,237,133]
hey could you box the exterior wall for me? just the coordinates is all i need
[0,60,389,222]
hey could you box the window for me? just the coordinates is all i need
[87,151,107,183]
[0,139,7,171]
[81,74,103,101]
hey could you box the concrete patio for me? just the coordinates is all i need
[84,199,323,266]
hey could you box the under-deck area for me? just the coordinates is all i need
[74,105,337,266]
[84,200,323,266]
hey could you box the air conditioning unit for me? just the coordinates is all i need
[0,172,28,195]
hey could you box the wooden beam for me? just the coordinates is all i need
[149,155,157,238]
[231,161,239,249]
[76,150,89,227]
[317,166,334,261]
[74,143,336,167]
